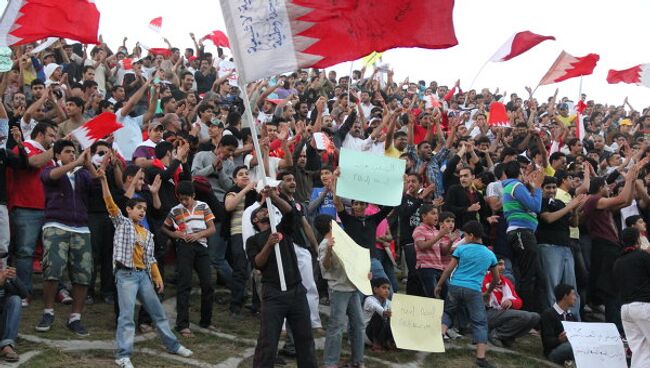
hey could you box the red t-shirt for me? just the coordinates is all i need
[7,141,51,210]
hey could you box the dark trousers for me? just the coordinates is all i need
[254,284,316,368]
[417,268,444,299]
[366,313,394,348]
[89,212,115,298]
[508,228,545,313]
[589,238,623,333]
[175,241,214,330]
[229,234,249,314]
[403,243,423,296]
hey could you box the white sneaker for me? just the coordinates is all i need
[175,345,193,357]
[115,357,134,368]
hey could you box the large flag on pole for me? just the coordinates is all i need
[0,0,100,46]
[538,51,599,86]
[490,31,555,62]
[607,64,650,88]
[220,0,457,83]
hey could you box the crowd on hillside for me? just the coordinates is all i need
[0,35,650,368]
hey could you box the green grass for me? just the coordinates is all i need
[25,348,190,368]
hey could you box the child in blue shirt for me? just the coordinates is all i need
[435,220,499,368]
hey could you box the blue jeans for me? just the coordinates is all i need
[10,208,44,293]
[374,251,399,292]
[115,269,180,359]
[538,244,580,319]
[442,285,488,344]
[207,223,232,287]
[323,290,365,366]
[0,295,21,348]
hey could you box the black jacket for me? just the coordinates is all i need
[0,147,28,205]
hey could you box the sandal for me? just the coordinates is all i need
[0,346,19,362]
[179,328,194,338]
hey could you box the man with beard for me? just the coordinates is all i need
[246,188,317,368]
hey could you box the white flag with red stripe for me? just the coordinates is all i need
[71,112,123,149]
[148,17,163,33]
[490,31,555,62]
[539,51,600,86]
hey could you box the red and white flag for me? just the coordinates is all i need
[539,51,600,86]
[220,0,457,83]
[606,64,650,88]
[71,112,123,149]
[490,31,555,62]
[488,101,510,127]
[148,17,163,33]
[0,0,100,46]
[202,30,230,48]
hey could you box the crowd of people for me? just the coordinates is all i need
[0,34,649,368]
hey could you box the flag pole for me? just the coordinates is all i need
[347,60,354,102]
[239,83,287,292]
[220,13,288,291]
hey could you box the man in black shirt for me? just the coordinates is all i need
[245,189,316,368]
[444,166,488,229]
[614,227,650,368]
[333,187,394,288]
[537,176,586,317]
[540,284,577,365]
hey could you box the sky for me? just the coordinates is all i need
[2,0,650,107]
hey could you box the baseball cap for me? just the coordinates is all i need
[558,103,569,110]
[149,121,164,131]
[209,118,224,128]
[620,118,632,126]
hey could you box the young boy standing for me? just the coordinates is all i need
[435,221,499,368]
[161,181,216,337]
[99,170,192,368]
[315,214,365,368]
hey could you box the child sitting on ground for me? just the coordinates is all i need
[363,277,395,352]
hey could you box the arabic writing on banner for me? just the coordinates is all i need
[391,294,445,353]
[561,322,627,368]
[336,148,405,206]
[330,221,372,295]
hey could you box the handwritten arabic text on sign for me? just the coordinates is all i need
[391,294,445,353]
[561,322,626,368]
[336,148,405,206]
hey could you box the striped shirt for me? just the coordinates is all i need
[164,200,215,247]
[412,223,447,270]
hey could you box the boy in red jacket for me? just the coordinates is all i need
[482,258,540,348]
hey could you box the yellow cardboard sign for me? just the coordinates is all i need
[391,294,445,353]
[331,221,372,295]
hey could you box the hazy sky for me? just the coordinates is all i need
[3,0,650,106]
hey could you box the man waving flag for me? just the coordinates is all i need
[220,0,457,83]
